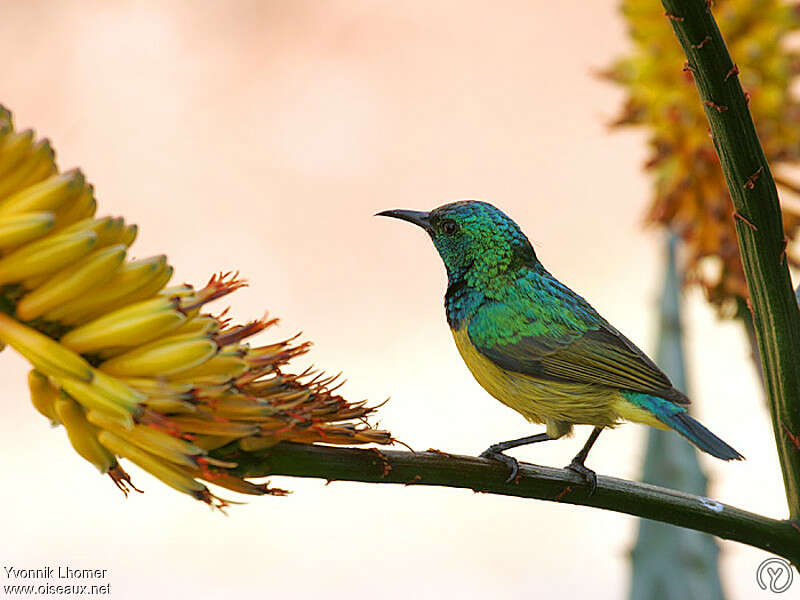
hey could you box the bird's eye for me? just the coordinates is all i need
[442,220,459,235]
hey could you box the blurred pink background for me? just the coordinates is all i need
[0,1,783,598]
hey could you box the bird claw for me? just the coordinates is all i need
[479,444,502,458]
[480,448,519,483]
[565,460,597,496]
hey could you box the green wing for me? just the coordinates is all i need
[468,277,688,405]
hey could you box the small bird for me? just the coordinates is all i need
[377,200,742,491]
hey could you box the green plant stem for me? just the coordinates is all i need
[660,0,800,520]
[737,296,765,389]
[224,442,800,564]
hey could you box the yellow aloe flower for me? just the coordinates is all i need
[606,0,800,311]
[0,106,392,510]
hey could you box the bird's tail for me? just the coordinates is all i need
[625,392,744,461]
[658,411,743,460]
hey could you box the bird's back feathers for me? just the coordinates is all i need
[464,267,688,405]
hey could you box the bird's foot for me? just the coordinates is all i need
[480,447,520,483]
[565,460,597,496]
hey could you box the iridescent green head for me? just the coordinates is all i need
[377,200,538,284]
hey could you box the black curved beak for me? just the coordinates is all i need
[375,209,432,233]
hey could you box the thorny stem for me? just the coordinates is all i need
[661,0,800,520]
[737,297,765,389]
[224,442,800,565]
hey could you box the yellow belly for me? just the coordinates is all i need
[451,327,667,437]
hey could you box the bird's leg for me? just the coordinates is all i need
[479,432,551,483]
[565,426,603,496]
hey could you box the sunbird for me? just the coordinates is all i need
[378,200,742,491]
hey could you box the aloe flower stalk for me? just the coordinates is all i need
[606,0,800,312]
[0,106,392,510]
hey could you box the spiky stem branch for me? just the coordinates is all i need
[660,0,800,520]
[224,442,800,564]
